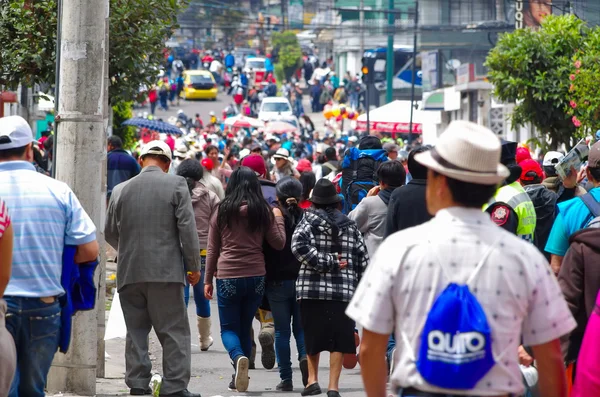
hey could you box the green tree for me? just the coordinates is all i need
[111,101,137,149]
[0,0,185,106]
[271,31,302,80]
[485,15,586,148]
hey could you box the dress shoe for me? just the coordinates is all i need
[159,389,201,397]
[130,388,151,395]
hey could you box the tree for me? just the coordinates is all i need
[271,31,302,81]
[485,15,586,148]
[0,0,185,105]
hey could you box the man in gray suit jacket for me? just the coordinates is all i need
[105,140,202,397]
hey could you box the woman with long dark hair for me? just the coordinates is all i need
[264,177,308,391]
[205,167,286,392]
[299,171,316,209]
[292,179,369,397]
[177,159,220,352]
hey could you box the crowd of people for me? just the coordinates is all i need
[1,110,600,397]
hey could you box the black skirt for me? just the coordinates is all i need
[299,299,356,355]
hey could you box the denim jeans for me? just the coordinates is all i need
[184,268,211,317]
[217,276,265,361]
[266,280,306,381]
[5,296,61,397]
[387,332,396,363]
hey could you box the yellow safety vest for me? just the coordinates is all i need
[485,181,537,242]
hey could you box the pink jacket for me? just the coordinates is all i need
[205,205,285,283]
[191,182,220,249]
[572,290,600,397]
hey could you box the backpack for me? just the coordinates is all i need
[410,239,498,390]
[580,193,600,229]
[340,147,388,214]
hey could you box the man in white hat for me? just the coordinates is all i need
[0,116,99,396]
[105,140,202,397]
[347,121,575,397]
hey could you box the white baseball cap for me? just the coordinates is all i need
[543,151,564,166]
[140,140,172,161]
[0,116,34,150]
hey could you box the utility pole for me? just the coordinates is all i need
[46,0,107,394]
[385,0,394,103]
[359,0,365,59]
[408,1,418,140]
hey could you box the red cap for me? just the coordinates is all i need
[201,158,214,171]
[520,159,543,182]
[516,147,532,164]
[241,154,267,178]
[296,159,313,173]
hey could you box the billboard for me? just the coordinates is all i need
[289,0,304,30]
[512,0,552,29]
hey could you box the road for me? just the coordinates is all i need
[94,299,368,397]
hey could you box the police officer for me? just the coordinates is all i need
[484,140,537,241]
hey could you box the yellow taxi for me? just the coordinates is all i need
[181,70,218,100]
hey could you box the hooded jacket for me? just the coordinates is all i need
[292,208,369,302]
[541,176,584,203]
[558,226,600,363]
[191,182,220,249]
[205,204,286,283]
[523,184,557,260]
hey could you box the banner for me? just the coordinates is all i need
[288,0,304,30]
[513,0,552,29]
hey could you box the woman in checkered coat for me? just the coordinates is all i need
[291,179,369,397]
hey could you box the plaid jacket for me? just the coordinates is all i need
[292,208,369,302]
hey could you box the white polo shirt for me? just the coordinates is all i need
[347,207,576,396]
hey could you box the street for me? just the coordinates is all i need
[93,299,367,397]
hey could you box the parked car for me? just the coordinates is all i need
[181,70,218,101]
[258,97,293,121]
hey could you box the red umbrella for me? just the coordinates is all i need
[265,120,298,135]
[224,115,264,129]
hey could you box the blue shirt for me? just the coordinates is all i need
[107,149,141,197]
[0,161,96,297]
[545,187,600,257]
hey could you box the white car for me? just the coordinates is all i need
[258,97,293,121]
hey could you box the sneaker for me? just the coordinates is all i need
[301,382,322,396]
[234,356,250,392]
[300,357,309,387]
[258,330,276,369]
[276,379,294,391]
[228,374,236,391]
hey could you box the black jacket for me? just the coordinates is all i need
[523,184,557,260]
[384,179,432,237]
[264,208,303,282]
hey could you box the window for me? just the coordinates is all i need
[449,0,496,24]
[262,102,292,113]
[246,59,266,70]
[190,74,214,84]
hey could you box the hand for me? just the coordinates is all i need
[563,166,578,189]
[518,345,534,367]
[273,207,283,217]
[577,166,587,184]
[204,283,214,300]
[367,186,381,197]
[187,271,201,286]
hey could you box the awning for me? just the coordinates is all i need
[356,100,423,134]
[421,90,444,111]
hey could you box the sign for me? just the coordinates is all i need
[356,120,422,134]
[456,63,475,85]
[514,0,552,29]
[288,0,304,30]
[421,51,439,91]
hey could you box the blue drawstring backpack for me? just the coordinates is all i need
[415,240,498,390]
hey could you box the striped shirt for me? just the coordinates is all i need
[0,161,96,297]
[0,199,9,238]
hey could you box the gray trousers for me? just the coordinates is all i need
[119,282,191,394]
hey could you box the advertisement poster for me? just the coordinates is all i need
[510,0,552,29]
[288,0,304,30]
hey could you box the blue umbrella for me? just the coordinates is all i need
[122,117,183,135]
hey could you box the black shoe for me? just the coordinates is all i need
[276,379,294,391]
[234,356,250,392]
[249,359,256,370]
[300,358,309,387]
[159,390,201,397]
[258,331,276,369]
[301,382,322,396]
[327,391,341,397]
[228,374,236,391]
[130,388,151,396]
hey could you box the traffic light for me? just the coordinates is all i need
[361,57,374,84]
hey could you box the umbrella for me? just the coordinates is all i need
[265,120,298,135]
[122,117,183,135]
[223,115,264,129]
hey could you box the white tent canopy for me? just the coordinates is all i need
[356,100,423,134]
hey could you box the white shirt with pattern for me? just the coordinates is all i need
[347,207,576,396]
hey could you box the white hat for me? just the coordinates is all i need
[209,111,215,116]
[239,148,251,160]
[173,144,188,159]
[0,116,34,150]
[415,121,509,185]
[140,140,172,161]
[265,134,280,142]
[543,151,565,166]
[348,136,358,143]
[272,147,293,162]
